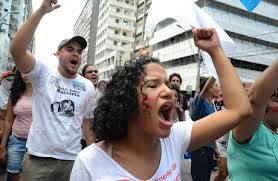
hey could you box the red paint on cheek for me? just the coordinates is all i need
[144,97,154,111]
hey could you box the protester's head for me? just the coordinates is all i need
[93,56,174,142]
[82,65,99,87]
[169,73,182,88]
[170,84,181,105]
[138,47,149,58]
[264,89,278,130]
[10,71,31,105]
[98,80,107,93]
[55,36,87,78]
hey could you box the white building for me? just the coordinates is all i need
[0,0,33,74]
[95,0,137,80]
[74,0,100,68]
[137,0,278,91]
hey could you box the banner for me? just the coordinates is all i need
[145,0,236,79]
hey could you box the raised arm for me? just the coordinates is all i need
[188,28,251,151]
[232,60,278,143]
[9,0,60,73]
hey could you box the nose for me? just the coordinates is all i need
[161,84,173,99]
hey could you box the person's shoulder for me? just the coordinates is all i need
[77,144,101,162]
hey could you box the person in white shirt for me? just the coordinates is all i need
[9,0,96,180]
[70,28,251,181]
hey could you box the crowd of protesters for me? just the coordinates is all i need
[0,0,277,181]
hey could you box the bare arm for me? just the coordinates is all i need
[232,60,278,143]
[83,119,96,146]
[9,0,60,73]
[199,77,215,99]
[188,28,251,151]
[0,98,15,165]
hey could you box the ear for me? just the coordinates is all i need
[55,51,61,56]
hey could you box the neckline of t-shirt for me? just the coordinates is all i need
[55,69,80,81]
[92,139,164,180]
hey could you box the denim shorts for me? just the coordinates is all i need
[6,134,27,173]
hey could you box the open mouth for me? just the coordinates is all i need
[70,60,78,65]
[158,102,173,124]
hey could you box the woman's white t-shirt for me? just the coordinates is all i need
[70,121,193,181]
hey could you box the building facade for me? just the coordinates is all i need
[74,0,100,68]
[136,0,278,91]
[94,0,137,80]
[0,0,33,74]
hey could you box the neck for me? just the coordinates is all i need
[112,119,160,155]
[58,66,77,79]
[24,84,33,96]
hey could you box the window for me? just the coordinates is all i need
[124,10,129,15]
[4,8,8,12]
[122,31,127,36]
[115,19,119,23]
[121,42,127,46]
[125,0,129,4]
[115,30,119,34]
[114,41,118,45]
[116,8,120,13]
[123,20,128,26]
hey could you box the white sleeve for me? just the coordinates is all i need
[70,156,92,181]
[26,60,50,88]
[172,120,194,153]
[83,85,97,120]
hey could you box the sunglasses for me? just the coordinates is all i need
[86,70,98,74]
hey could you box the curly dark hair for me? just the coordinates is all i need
[169,73,182,84]
[93,56,160,142]
[10,71,26,105]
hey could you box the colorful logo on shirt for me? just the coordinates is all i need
[73,81,86,91]
[50,99,75,117]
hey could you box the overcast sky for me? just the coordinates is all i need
[32,0,86,67]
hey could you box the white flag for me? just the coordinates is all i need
[145,0,236,79]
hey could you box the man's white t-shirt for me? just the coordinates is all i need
[26,60,96,160]
[70,121,193,180]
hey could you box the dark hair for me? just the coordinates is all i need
[81,64,93,76]
[10,71,26,105]
[93,56,159,142]
[169,73,182,84]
